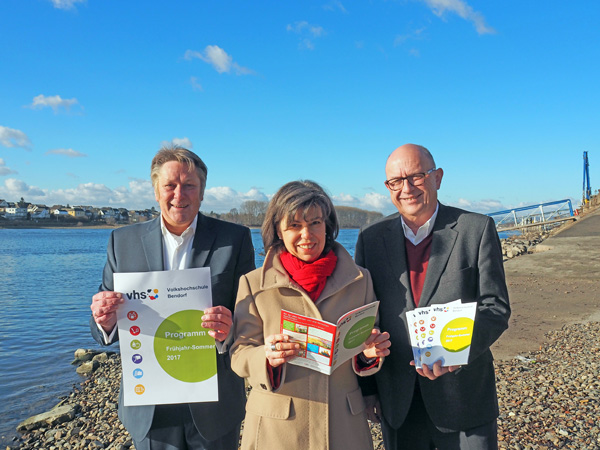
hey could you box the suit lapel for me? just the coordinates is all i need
[383,216,414,307]
[420,205,458,306]
[141,218,165,271]
[190,213,215,269]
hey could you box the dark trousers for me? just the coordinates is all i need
[381,387,498,450]
[133,404,240,450]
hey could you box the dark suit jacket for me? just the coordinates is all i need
[355,203,510,432]
[89,213,255,442]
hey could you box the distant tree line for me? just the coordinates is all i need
[205,201,384,229]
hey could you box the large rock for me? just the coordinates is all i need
[76,360,100,375]
[92,352,109,363]
[73,348,98,363]
[17,404,79,432]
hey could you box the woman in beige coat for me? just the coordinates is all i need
[231,180,390,450]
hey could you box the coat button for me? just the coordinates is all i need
[260,383,267,390]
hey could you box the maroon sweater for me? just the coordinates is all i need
[405,233,433,307]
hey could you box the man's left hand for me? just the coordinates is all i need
[412,359,460,380]
[201,306,233,342]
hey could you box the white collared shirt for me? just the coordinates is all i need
[160,214,198,270]
[159,214,227,353]
[401,203,439,246]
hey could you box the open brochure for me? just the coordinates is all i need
[280,301,379,375]
[406,300,477,369]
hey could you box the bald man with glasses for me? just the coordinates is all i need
[355,144,511,450]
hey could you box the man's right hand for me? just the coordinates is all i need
[411,359,460,380]
[91,291,124,333]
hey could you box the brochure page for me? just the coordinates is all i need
[114,267,218,406]
[280,301,379,375]
[407,300,476,369]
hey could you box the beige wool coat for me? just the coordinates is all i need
[231,242,381,450]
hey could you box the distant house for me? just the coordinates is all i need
[117,208,129,222]
[5,202,28,220]
[0,199,8,218]
[52,208,70,218]
[68,207,87,219]
[89,207,103,220]
[99,207,119,222]
[79,206,94,220]
[29,204,51,220]
[130,209,156,222]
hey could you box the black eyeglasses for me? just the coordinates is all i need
[384,168,436,191]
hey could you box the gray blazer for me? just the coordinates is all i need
[355,203,510,432]
[89,213,255,442]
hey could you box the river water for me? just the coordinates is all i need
[0,227,359,444]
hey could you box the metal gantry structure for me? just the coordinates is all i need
[487,199,576,233]
[583,151,591,204]
[487,152,591,233]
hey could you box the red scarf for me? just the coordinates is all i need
[279,250,338,301]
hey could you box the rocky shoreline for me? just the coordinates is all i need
[8,321,600,450]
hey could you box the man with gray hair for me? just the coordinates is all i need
[356,144,510,450]
[90,146,255,449]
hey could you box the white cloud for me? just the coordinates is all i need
[161,137,193,149]
[45,148,87,158]
[323,1,348,14]
[203,186,269,213]
[0,126,32,150]
[50,0,85,9]
[0,178,156,210]
[421,0,495,35]
[29,94,79,112]
[286,21,325,50]
[333,191,392,213]
[50,0,86,10]
[50,0,85,10]
[0,180,268,212]
[0,159,17,176]
[453,198,505,213]
[52,180,156,208]
[361,192,392,211]
[333,193,356,203]
[1,178,45,198]
[287,21,324,37]
[184,46,254,75]
[128,179,154,199]
[0,176,394,216]
[394,27,427,47]
[190,77,203,92]
[173,137,193,149]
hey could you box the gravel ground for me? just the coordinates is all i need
[9,321,600,450]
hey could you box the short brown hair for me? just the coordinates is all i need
[262,180,339,255]
[150,145,208,198]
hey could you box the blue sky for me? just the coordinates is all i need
[1,0,598,215]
